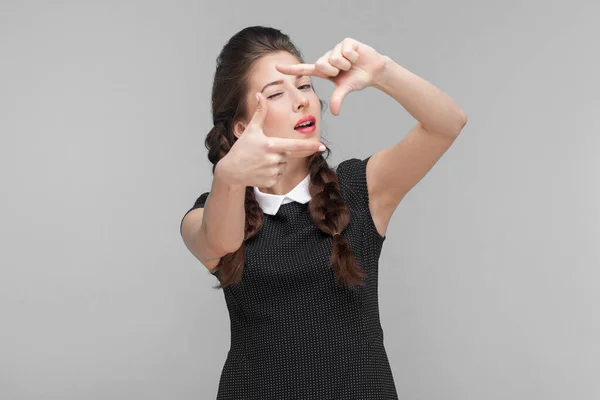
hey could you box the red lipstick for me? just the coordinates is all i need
[294,115,316,134]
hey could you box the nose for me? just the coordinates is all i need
[294,92,309,111]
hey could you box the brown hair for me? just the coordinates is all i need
[205,26,366,290]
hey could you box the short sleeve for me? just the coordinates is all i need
[336,155,386,242]
[336,157,371,209]
[180,191,210,236]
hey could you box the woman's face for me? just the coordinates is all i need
[235,51,322,158]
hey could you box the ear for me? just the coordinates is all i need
[233,120,247,139]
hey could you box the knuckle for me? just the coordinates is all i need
[264,140,275,151]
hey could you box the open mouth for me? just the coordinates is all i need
[294,115,316,130]
[294,121,315,130]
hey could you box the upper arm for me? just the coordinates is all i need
[367,122,462,234]
[180,207,224,271]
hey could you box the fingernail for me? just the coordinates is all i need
[319,145,326,151]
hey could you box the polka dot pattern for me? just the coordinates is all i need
[182,156,398,399]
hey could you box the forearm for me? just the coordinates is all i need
[372,55,466,136]
[201,160,247,254]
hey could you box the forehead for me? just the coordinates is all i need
[248,51,302,89]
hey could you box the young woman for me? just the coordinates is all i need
[180,26,466,400]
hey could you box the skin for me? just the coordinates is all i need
[232,51,322,196]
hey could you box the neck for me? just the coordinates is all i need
[257,159,309,195]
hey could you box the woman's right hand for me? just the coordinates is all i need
[216,92,326,189]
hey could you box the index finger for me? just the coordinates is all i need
[265,137,326,153]
[275,63,329,79]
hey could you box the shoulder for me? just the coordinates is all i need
[180,191,210,235]
[335,157,371,207]
[334,156,387,239]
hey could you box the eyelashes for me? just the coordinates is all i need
[267,84,312,100]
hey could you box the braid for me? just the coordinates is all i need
[306,154,367,289]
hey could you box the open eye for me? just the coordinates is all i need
[267,84,312,99]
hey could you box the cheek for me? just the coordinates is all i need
[310,93,322,111]
[261,120,280,138]
[263,111,290,137]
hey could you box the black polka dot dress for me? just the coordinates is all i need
[181,156,399,399]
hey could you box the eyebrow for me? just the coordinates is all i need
[261,75,305,93]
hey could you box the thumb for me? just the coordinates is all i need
[330,85,352,116]
[248,92,268,131]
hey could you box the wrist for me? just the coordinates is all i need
[215,157,245,190]
[371,55,393,91]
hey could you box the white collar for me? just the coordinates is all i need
[253,173,311,215]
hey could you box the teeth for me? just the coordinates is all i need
[296,121,313,128]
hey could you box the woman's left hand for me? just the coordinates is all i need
[276,38,387,116]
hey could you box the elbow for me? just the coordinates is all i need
[457,110,467,129]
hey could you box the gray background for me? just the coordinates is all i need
[1,0,598,399]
